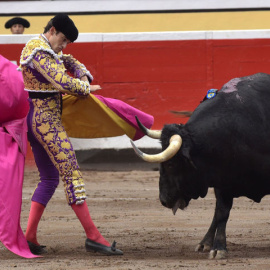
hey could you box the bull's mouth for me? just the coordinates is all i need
[172,198,187,215]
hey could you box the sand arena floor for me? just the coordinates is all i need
[1,168,270,269]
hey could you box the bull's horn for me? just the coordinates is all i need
[130,134,182,163]
[135,116,161,139]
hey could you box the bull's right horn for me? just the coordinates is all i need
[130,134,182,163]
[135,116,161,139]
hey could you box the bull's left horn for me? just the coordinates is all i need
[130,134,182,163]
[135,116,161,139]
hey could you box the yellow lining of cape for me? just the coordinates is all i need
[62,94,136,139]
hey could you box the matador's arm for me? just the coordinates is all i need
[31,51,90,96]
[61,54,93,82]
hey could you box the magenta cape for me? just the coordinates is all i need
[0,55,38,258]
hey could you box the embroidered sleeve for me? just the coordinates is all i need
[31,51,90,96]
[62,54,93,82]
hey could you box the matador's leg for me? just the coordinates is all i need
[29,96,86,205]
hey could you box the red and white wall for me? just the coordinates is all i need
[1,1,270,153]
[1,30,270,129]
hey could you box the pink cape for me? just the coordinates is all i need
[0,55,38,258]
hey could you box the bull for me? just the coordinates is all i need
[131,73,270,259]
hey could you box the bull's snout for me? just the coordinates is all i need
[159,192,188,215]
[159,193,173,209]
[160,200,168,208]
[159,196,167,208]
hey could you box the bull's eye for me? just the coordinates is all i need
[165,160,175,172]
[168,163,173,170]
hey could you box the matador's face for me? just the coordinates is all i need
[49,27,71,54]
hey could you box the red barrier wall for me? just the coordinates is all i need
[2,38,270,129]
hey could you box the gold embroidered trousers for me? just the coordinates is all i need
[28,93,86,205]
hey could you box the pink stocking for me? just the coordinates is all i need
[71,201,110,246]
[25,201,45,245]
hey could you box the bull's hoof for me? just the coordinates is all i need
[209,249,228,259]
[195,243,211,252]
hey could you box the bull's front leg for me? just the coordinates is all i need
[209,189,233,259]
[196,188,233,259]
[195,213,217,253]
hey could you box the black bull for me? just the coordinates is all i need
[131,73,270,259]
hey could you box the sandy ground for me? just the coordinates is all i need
[1,167,270,269]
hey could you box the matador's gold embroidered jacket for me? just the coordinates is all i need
[19,34,90,205]
[19,34,92,96]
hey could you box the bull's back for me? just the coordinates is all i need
[183,73,270,200]
[189,72,270,140]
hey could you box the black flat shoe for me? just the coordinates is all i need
[27,241,47,255]
[85,238,123,256]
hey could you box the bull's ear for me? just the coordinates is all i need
[181,148,196,169]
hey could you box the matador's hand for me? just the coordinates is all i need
[90,85,102,92]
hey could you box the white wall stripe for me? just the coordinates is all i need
[1,30,270,45]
